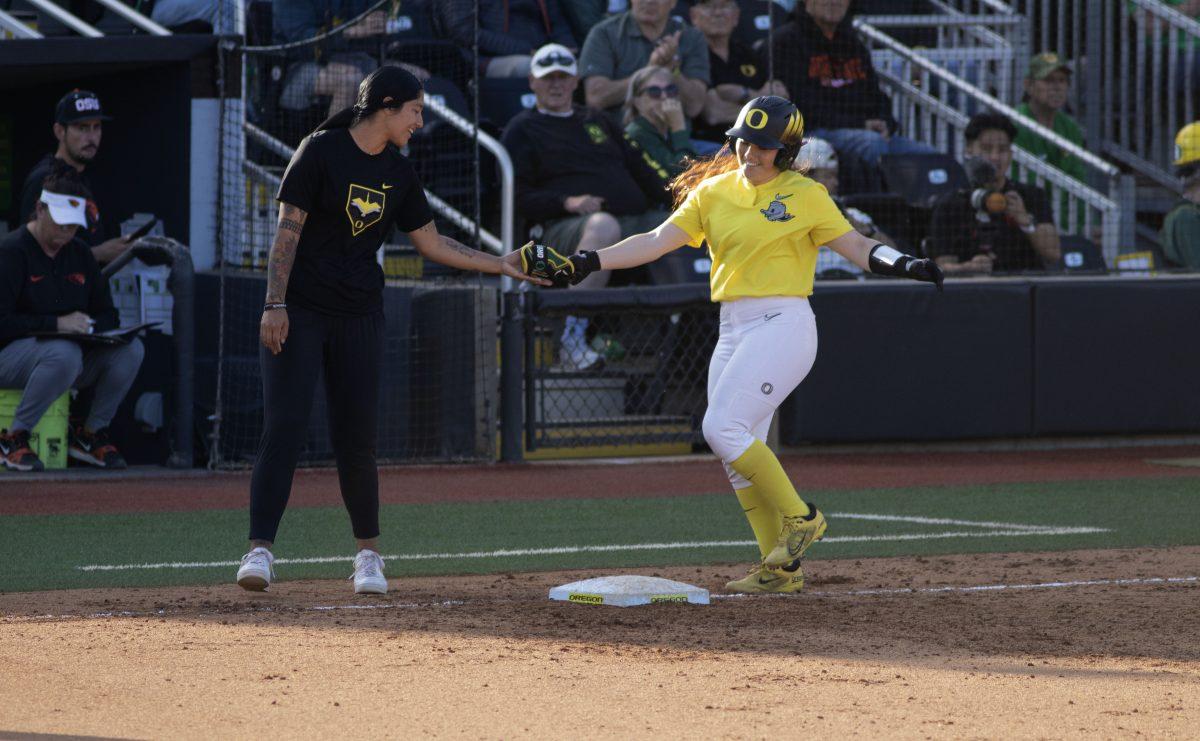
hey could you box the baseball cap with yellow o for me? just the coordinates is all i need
[531,44,577,78]
[1027,52,1072,80]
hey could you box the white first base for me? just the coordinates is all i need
[548,575,709,607]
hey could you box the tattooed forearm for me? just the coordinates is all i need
[266,204,307,303]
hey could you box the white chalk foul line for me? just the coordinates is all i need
[77,527,1109,573]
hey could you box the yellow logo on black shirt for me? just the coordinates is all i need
[346,184,386,236]
[585,123,608,145]
[740,64,757,79]
[760,193,794,222]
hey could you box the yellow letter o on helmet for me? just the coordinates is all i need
[744,108,769,130]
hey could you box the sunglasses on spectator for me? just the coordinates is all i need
[534,53,575,68]
[640,84,679,99]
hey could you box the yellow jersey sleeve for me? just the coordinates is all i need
[808,185,856,246]
[667,189,705,247]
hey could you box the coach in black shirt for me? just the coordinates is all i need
[689,0,788,143]
[0,168,143,472]
[928,113,1061,274]
[236,66,544,595]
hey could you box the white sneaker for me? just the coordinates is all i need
[236,547,275,591]
[351,549,387,595]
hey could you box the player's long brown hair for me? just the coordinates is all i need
[669,144,740,207]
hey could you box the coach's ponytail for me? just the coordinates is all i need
[315,106,356,132]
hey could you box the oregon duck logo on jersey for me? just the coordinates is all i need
[760,193,794,222]
[585,123,608,145]
[346,184,386,236]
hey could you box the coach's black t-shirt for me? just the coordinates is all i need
[277,128,432,316]
[927,179,1054,273]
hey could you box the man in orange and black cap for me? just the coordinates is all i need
[17,90,133,265]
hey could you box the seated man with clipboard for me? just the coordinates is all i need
[0,166,147,471]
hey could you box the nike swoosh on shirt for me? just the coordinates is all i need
[30,275,46,283]
[764,312,782,321]
[381,183,393,190]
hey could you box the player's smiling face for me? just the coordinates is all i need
[735,139,781,185]
[386,99,424,147]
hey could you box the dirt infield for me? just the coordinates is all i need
[3,444,1199,516]
[2,546,1198,738]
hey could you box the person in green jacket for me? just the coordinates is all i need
[1162,122,1200,270]
[1013,53,1088,234]
[622,65,698,183]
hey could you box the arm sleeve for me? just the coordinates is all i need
[276,135,322,212]
[502,122,570,225]
[808,187,855,247]
[0,248,56,343]
[85,249,119,333]
[678,27,711,85]
[577,25,617,79]
[395,172,435,233]
[666,189,705,247]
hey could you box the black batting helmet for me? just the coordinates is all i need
[725,95,805,170]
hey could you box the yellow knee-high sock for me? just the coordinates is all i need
[729,440,810,518]
[734,485,782,559]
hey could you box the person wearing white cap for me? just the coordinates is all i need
[502,43,672,370]
[0,166,144,472]
[795,137,896,257]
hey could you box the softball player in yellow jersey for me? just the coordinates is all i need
[540,96,943,593]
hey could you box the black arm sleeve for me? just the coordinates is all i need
[276,135,322,212]
[503,121,571,225]
[0,248,55,343]
[84,248,119,333]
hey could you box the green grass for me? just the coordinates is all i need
[1,477,1198,592]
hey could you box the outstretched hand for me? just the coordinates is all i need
[907,258,945,291]
[503,248,553,286]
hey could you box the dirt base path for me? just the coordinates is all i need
[3,546,1197,739]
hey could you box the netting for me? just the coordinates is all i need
[197,0,1179,463]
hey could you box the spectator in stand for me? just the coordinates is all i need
[0,166,143,472]
[928,113,1061,275]
[17,91,133,266]
[689,0,788,143]
[1161,122,1200,269]
[274,1,430,121]
[150,0,239,33]
[623,65,697,181]
[433,0,577,78]
[796,137,896,250]
[770,0,933,174]
[578,0,710,121]
[502,44,672,369]
[1013,52,1086,231]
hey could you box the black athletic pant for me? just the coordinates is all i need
[249,304,384,543]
